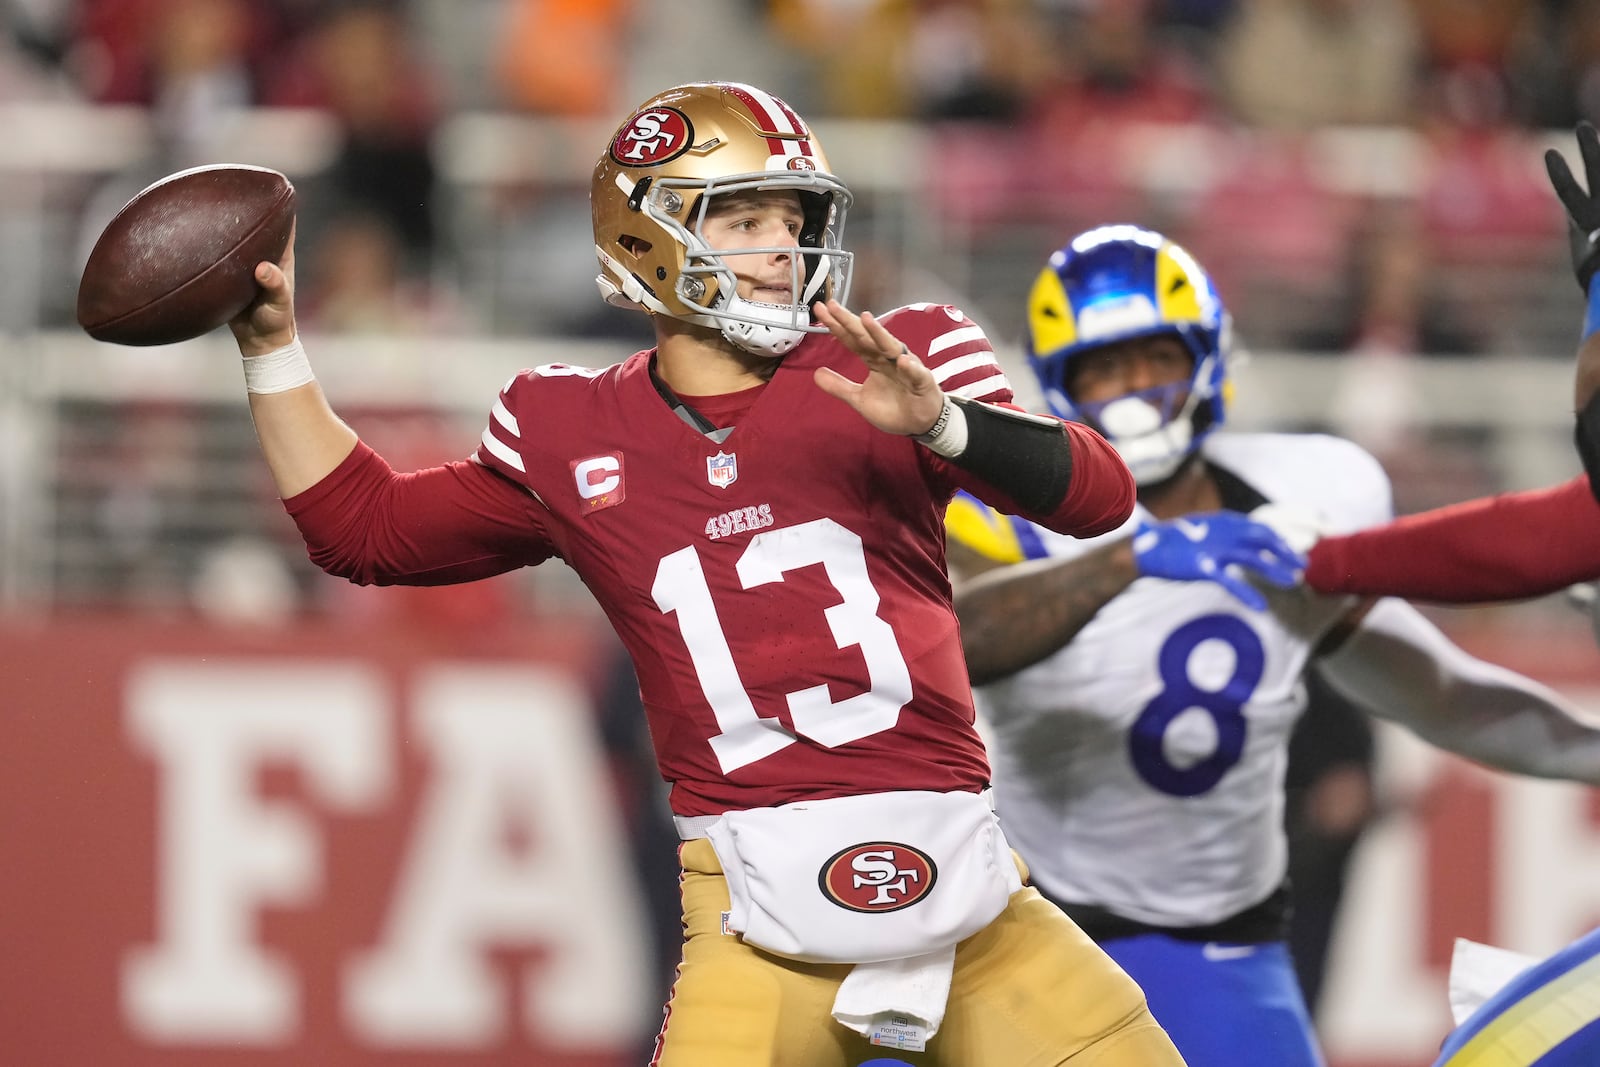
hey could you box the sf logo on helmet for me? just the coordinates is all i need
[611,107,692,166]
[818,842,938,913]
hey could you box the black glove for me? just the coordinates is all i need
[1546,121,1600,294]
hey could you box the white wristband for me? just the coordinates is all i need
[914,394,970,458]
[243,336,315,394]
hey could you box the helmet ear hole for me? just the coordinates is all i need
[619,235,652,257]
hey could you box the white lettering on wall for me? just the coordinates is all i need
[343,666,649,1047]
[1498,768,1600,951]
[121,662,391,1043]
[1319,731,1457,1057]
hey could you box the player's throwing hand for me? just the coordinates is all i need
[229,222,298,357]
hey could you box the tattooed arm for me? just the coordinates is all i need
[953,539,1138,686]
[953,510,1302,684]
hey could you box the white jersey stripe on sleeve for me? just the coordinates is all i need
[927,326,988,357]
[492,397,521,438]
[951,374,1012,400]
[931,352,1000,384]
[480,428,525,472]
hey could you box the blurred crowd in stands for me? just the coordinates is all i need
[2,0,1591,621]
[9,0,1590,130]
[0,0,1589,355]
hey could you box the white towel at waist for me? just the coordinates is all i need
[831,946,957,1052]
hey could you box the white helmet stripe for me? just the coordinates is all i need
[722,82,805,135]
[768,139,807,162]
[721,82,813,160]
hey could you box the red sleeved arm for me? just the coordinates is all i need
[1305,475,1600,603]
[283,442,557,586]
[941,416,1136,538]
[1037,419,1137,536]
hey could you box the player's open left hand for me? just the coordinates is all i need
[812,299,948,436]
[229,221,298,357]
[1546,122,1600,294]
[1132,510,1306,610]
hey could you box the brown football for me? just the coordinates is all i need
[77,164,295,346]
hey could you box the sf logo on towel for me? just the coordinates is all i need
[819,842,938,912]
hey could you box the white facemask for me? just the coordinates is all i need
[1096,394,1196,486]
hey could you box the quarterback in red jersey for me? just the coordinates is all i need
[228,82,1183,1066]
[1303,123,1600,605]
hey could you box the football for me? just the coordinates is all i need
[76,164,295,346]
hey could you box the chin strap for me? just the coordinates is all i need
[718,294,812,356]
[714,252,833,356]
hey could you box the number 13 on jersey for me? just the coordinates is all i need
[652,518,914,774]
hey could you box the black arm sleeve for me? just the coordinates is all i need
[1578,389,1600,503]
[942,397,1075,514]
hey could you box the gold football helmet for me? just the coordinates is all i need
[592,82,854,356]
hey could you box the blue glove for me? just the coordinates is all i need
[1132,510,1307,610]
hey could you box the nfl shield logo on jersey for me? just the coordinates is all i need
[706,451,738,489]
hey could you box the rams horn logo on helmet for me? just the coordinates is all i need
[818,842,938,913]
[610,107,693,167]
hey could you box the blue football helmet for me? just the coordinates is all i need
[1024,224,1233,485]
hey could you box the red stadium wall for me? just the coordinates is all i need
[0,616,649,1066]
[1,616,1597,1066]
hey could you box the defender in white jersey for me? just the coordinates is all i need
[947,225,1600,1067]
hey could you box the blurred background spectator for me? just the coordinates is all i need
[1218,0,1419,131]
[1285,675,1382,1024]
[262,2,444,306]
[0,0,76,100]
[4,0,1584,362]
[493,0,631,118]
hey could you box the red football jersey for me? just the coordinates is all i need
[286,305,1134,816]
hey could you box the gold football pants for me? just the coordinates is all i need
[651,838,1186,1067]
